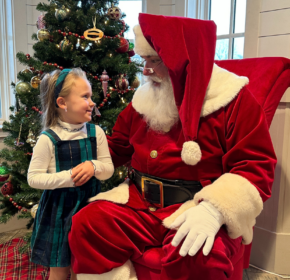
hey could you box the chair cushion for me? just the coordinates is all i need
[215,57,290,127]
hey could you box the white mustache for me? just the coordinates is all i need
[147,76,163,83]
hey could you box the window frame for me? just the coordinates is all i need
[0,0,16,132]
[209,0,246,59]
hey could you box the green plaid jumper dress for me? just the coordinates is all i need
[30,123,100,267]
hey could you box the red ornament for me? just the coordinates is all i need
[69,32,72,36]
[115,75,129,90]
[59,66,64,70]
[116,38,129,54]
[63,32,66,36]
[23,209,27,213]
[54,63,58,67]
[18,206,22,210]
[26,54,30,58]
[43,61,47,65]
[103,99,107,102]
[80,36,85,40]
[99,103,104,107]
[30,67,35,71]
[0,174,9,182]
[13,202,17,206]
[75,34,79,38]
[9,198,13,202]
[1,181,13,196]
[128,50,135,57]
[107,93,111,98]
[49,63,52,66]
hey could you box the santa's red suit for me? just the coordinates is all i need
[69,14,276,280]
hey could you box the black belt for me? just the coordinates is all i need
[129,169,203,208]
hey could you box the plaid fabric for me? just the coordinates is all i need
[0,238,48,280]
[31,123,100,267]
[0,238,71,280]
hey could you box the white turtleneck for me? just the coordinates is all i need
[27,119,114,190]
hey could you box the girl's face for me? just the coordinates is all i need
[61,78,95,124]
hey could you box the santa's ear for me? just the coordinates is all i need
[56,97,66,109]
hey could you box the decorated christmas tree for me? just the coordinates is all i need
[0,0,140,229]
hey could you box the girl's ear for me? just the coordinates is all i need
[56,97,66,109]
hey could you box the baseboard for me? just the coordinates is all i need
[250,226,290,275]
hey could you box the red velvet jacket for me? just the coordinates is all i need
[102,65,277,245]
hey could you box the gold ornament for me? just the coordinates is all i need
[15,82,31,94]
[84,16,104,41]
[26,129,37,147]
[30,204,38,218]
[55,6,70,21]
[30,75,41,89]
[130,76,140,89]
[107,5,122,20]
[21,68,33,74]
[37,28,50,41]
[59,37,73,51]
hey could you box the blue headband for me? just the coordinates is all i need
[55,69,71,107]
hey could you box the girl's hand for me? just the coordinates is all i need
[71,161,95,187]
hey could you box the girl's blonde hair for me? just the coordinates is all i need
[39,68,87,129]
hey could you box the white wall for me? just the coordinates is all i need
[147,0,188,17]
[244,0,290,274]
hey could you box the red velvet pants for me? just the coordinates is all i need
[69,199,243,280]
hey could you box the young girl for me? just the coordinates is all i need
[28,68,114,280]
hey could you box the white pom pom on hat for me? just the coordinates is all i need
[181,141,202,166]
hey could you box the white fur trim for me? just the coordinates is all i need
[201,64,249,117]
[133,25,158,57]
[163,199,197,229]
[77,260,137,280]
[181,141,202,166]
[193,173,263,244]
[87,179,130,204]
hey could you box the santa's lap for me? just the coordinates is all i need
[69,199,243,280]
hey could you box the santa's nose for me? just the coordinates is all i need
[143,68,154,76]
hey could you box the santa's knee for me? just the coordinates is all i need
[70,201,116,239]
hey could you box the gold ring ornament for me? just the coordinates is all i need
[84,16,104,42]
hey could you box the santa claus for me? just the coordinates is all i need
[68,13,276,280]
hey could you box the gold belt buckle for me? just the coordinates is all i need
[141,176,164,208]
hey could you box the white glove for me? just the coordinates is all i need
[170,201,224,257]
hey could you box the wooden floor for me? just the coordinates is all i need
[0,229,288,280]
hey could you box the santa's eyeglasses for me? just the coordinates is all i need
[140,59,163,74]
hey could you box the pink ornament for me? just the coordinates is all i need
[101,70,109,98]
[37,13,46,30]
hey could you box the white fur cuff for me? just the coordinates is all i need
[193,173,263,244]
[87,179,130,204]
[133,25,158,57]
[181,141,202,165]
[77,260,137,280]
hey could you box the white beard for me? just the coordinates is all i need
[132,75,179,133]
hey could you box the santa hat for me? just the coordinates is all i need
[133,14,216,165]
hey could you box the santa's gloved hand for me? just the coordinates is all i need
[170,201,224,257]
